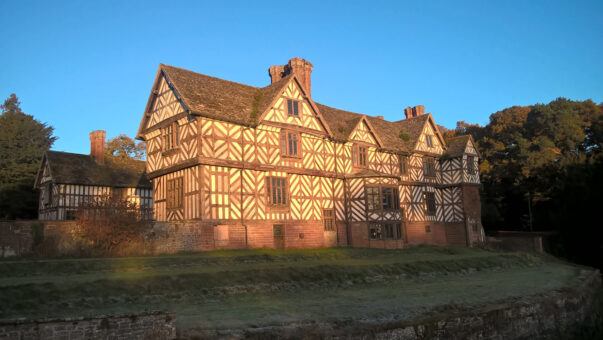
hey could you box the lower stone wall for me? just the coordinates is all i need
[485,231,545,253]
[188,269,602,339]
[0,311,176,340]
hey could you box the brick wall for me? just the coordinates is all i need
[406,222,447,245]
[0,311,176,340]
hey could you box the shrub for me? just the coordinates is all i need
[77,194,151,255]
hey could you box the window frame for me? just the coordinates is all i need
[423,157,436,178]
[425,135,434,148]
[323,209,335,231]
[266,176,288,207]
[167,177,184,211]
[423,192,436,216]
[280,130,301,158]
[467,155,476,174]
[398,155,408,175]
[286,99,300,116]
[369,222,403,240]
[352,144,368,168]
[366,185,400,212]
[162,122,179,151]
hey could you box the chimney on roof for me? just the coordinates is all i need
[404,105,425,119]
[89,130,106,165]
[268,57,313,97]
[375,115,384,120]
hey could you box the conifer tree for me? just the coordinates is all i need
[0,94,56,219]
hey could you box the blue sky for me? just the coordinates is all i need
[2,0,602,155]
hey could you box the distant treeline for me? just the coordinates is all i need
[442,98,603,268]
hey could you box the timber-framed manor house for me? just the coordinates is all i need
[136,57,484,249]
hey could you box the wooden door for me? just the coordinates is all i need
[273,224,284,249]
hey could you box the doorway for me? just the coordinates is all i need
[273,224,284,249]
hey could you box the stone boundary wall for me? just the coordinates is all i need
[0,311,176,339]
[189,269,602,339]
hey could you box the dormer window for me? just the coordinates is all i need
[287,99,300,116]
[162,122,179,151]
[426,135,434,148]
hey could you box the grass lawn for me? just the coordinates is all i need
[0,246,590,332]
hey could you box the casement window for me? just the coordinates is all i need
[167,177,183,210]
[366,187,381,211]
[423,192,436,216]
[162,122,179,151]
[399,155,408,175]
[423,157,436,178]
[287,99,300,116]
[381,187,400,211]
[352,144,367,168]
[467,155,476,174]
[369,222,403,240]
[323,209,335,231]
[426,135,434,148]
[280,131,300,157]
[366,186,399,211]
[266,177,288,206]
[44,183,52,206]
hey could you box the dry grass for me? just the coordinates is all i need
[0,246,587,332]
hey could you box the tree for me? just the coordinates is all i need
[0,94,56,219]
[105,134,145,160]
[454,97,603,268]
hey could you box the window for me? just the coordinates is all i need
[352,144,367,167]
[426,135,434,148]
[423,192,436,216]
[384,224,394,239]
[267,177,287,206]
[44,183,52,206]
[162,122,179,151]
[280,131,300,157]
[323,209,335,231]
[167,177,183,210]
[467,155,476,174]
[423,157,436,178]
[381,187,399,211]
[369,223,383,240]
[425,225,431,233]
[370,222,403,240]
[366,187,380,211]
[399,155,408,175]
[287,99,300,116]
[367,186,399,211]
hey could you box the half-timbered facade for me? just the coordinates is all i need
[136,58,484,249]
[35,131,152,220]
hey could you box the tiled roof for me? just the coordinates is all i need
[42,151,151,188]
[157,64,438,153]
[161,64,292,126]
[443,135,470,158]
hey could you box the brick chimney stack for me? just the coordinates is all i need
[89,130,106,165]
[404,105,425,119]
[268,57,313,97]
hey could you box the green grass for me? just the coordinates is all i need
[0,246,589,332]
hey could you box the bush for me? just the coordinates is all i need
[77,194,151,255]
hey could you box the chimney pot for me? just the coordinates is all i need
[89,130,106,165]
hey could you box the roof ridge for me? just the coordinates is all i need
[161,64,262,90]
